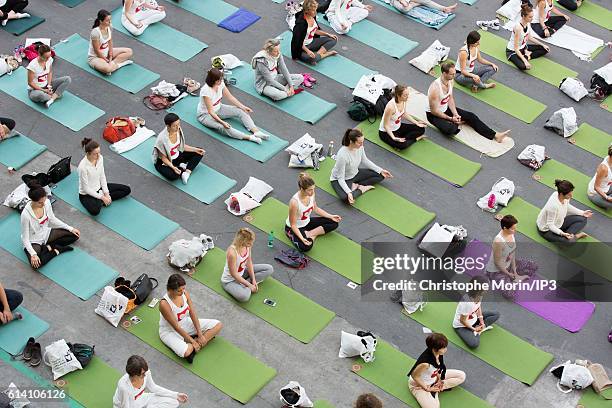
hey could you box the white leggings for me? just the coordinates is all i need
[327,7,369,34]
[121,8,166,36]
[139,394,179,408]
[159,318,220,357]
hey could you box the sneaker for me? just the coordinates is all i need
[477,19,500,31]
[22,337,36,360]
[29,343,42,366]
[302,78,313,88]
[181,171,190,185]
[45,99,55,109]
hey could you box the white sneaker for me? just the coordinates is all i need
[45,99,55,108]
[179,162,187,170]
[181,171,190,184]
[249,135,262,144]
[18,13,31,19]
[117,60,133,68]
[253,130,269,140]
[1,20,7,27]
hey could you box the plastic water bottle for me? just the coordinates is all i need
[267,231,274,248]
[327,141,335,157]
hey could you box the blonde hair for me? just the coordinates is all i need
[232,228,255,248]
[298,172,315,191]
[263,38,280,54]
[303,0,318,12]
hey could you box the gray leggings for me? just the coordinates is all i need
[300,37,337,64]
[454,311,500,349]
[28,76,72,103]
[262,74,304,101]
[538,215,587,243]
[588,186,612,209]
[454,65,496,89]
[198,104,256,140]
[222,264,274,303]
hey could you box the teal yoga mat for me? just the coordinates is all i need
[163,0,238,24]
[110,8,208,62]
[279,31,376,88]
[119,137,236,204]
[0,68,104,132]
[168,96,289,162]
[54,34,160,94]
[52,173,179,250]
[0,307,49,355]
[1,15,45,36]
[370,0,456,30]
[0,133,47,170]
[56,0,86,7]
[318,14,418,59]
[230,64,336,124]
[0,212,119,300]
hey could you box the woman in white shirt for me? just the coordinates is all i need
[89,10,133,75]
[20,186,80,269]
[159,274,222,363]
[379,84,427,150]
[530,0,569,38]
[27,44,72,109]
[537,179,592,243]
[452,276,499,349]
[454,31,498,93]
[113,355,187,408]
[330,128,392,204]
[197,68,268,144]
[121,0,166,36]
[392,0,457,15]
[78,138,131,216]
[325,0,372,34]
[485,215,529,283]
[587,145,612,209]
[290,0,338,65]
[0,0,30,27]
[506,4,549,71]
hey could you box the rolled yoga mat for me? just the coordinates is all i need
[0,68,105,132]
[369,0,456,30]
[1,15,44,36]
[554,0,612,31]
[359,119,482,187]
[125,304,276,404]
[110,8,208,62]
[61,356,122,408]
[230,64,337,125]
[162,0,239,25]
[192,247,336,343]
[499,197,612,282]
[570,123,612,158]
[0,307,49,355]
[54,34,160,94]
[0,212,119,300]
[52,173,180,250]
[0,132,46,170]
[307,158,436,238]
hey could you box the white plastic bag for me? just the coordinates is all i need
[544,107,578,138]
[517,144,546,170]
[559,77,588,102]
[95,286,129,327]
[43,339,82,380]
[338,331,377,363]
[211,54,242,69]
[552,361,594,393]
[285,133,323,161]
[409,40,451,73]
[279,381,314,407]
[288,154,315,168]
[418,223,455,257]
[353,74,384,105]
[224,177,273,216]
[491,177,515,207]
[167,238,207,268]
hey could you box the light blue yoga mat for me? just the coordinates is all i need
[54,34,160,94]
[168,97,288,162]
[110,8,208,62]
[0,68,104,132]
[230,64,336,124]
[0,307,49,356]
[318,14,418,59]
[119,137,236,204]
[0,133,47,170]
[0,212,118,300]
[279,31,376,88]
[162,0,238,24]
[56,0,86,7]
[52,173,179,250]
[370,0,456,29]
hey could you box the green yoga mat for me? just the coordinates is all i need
[62,357,121,408]
[1,15,44,36]
[359,120,481,187]
[314,401,335,408]
[56,0,86,7]
[354,340,493,407]
[0,133,46,170]
[0,68,104,132]
[168,96,288,162]
[534,159,611,217]
[555,0,612,30]
[571,123,612,158]
[52,173,179,250]
[120,137,236,204]
[126,304,276,403]
[499,197,612,281]
[192,248,335,343]
[54,34,160,94]
[246,198,371,284]
[279,31,376,88]
[163,0,238,25]
[579,389,612,408]
[0,307,49,355]
[110,8,208,62]
[478,30,578,87]
[318,14,418,59]
[307,159,435,237]
[603,95,612,113]
[0,212,119,300]
[432,64,546,124]
[230,64,337,125]
[402,302,554,385]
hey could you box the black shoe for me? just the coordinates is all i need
[29,343,42,366]
[185,350,196,364]
[22,337,35,361]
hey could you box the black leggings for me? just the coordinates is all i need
[331,169,384,203]
[557,0,578,11]
[506,45,548,70]
[154,151,202,181]
[285,217,339,252]
[79,183,131,216]
[0,117,16,131]
[378,123,425,150]
[531,16,567,37]
[426,107,496,140]
[25,228,79,267]
[538,215,587,244]
[0,0,28,20]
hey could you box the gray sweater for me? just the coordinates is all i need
[251,51,293,95]
[330,146,382,194]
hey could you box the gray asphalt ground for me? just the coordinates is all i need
[0,0,610,406]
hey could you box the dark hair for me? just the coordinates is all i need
[93,9,111,28]
[341,128,363,146]
[608,145,612,157]
[125,355,148,377]
[520,3,533,17]
[298,172,315,190]
[467,276,488,299]
[355,393,383,408]
[28,186,47,202]
[394,84,408,102]
[81,137,99,154]
[167,273,186,291]
[164,113,180,127]
[37,44,51,56]
[425,333,448,351]
[555,179,574,195]
[440,61,455,74]
[466,31,480,46]
[500,214,518,230]
[205,68,224,88]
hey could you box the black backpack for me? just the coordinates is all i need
[47,157,71,184]
[68,343,95,368]
[375,89,393,117]
[590,73,611,100]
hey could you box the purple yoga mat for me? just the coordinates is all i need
[460,239,595,333]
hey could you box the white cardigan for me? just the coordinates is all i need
[20,200,73,256]
[78,155,109,199]
[113,371,178,408]
[536,192,585,235]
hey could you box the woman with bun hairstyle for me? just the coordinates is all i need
[89,10,133,75]
[506,3,549,71]
[78,138,131,216]
[379,84,427,150]
[286,173,341,252]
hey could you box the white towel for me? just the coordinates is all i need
[109,126,155,154]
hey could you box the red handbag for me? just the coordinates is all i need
[102,117,136,144]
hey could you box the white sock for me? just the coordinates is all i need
[248,135,262,144]
[181,171,191,184]
[178,162,187,170]
[1,20,7,26]
[117,60,133,68]
[253,130,269,140]
[18,13,30,19]
[45,99,55,108]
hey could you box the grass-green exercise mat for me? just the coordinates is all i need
[192,247,335,343]
[554,0,612,30]
[307,159,435,237]
[0,133,46,170]
[125,305,276,403]
[61,357,122,408]
[578,388,612,408]
[571,123,612,158]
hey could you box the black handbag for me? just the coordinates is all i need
[47,157,71,183]
[131,274,158,305]
[22,172,51,188]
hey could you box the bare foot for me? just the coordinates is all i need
[471,85,479,93]
[485,83,496,89]
[494,130,511,143]
[351,182,359,190]
[443,3,457,13]
[416,135,427,141]
[324,50,338,58]
[575,232,588,240]
[358,185,375,194]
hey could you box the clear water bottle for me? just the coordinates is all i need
[267,231,274,248]
[327,141,335,157]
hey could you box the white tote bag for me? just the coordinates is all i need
[338,331,377,363]
[279,381,314,407]
[352,74,384,105]
[43,339,82,380]
[418,223,455,257]
[491,177,515,207]
[285,133,323,161]
[95,286,129,327]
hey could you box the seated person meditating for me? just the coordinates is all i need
[121,0,166,36]
[291,0,338,65]
[325,0,373,35]
[252,39,304,101]
[379,84,427,150]
[586,145,612,209]
[506,4,549,71]
[27,44,71,109]
[88,10,133,75]
[454,31,498,92]
[531,0,569,38]
[0,0,30,27]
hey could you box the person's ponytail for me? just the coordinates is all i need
[341,128,362,146]
[92,9,111,29]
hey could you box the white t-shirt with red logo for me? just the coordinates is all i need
[88,27,112,60]
[197,81,225,116]
[27,57,53,90]
[286,193,314,228]
[112,370,178,408]
[452,297,480,329]
[221,245,251,284]
[303,20,319,46]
